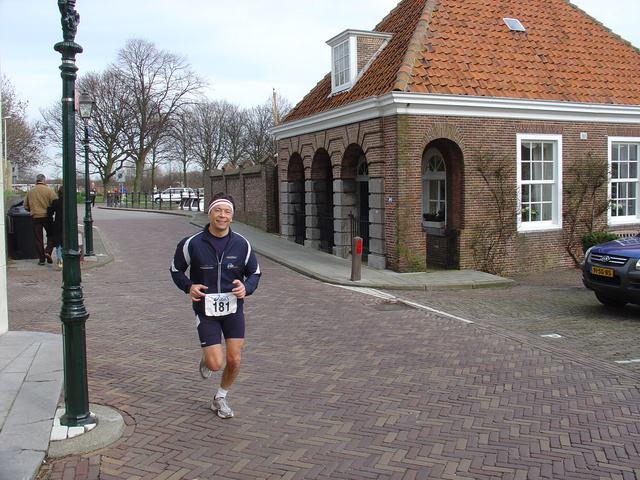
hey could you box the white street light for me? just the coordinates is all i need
[2,116,11,189]
[3,116,10,162]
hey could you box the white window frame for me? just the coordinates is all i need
[332,40,350,91]
[422,147,446,224]
[326,30,393,96]
[516,134,563,232]
[330,37,357,94]
[608,137,640,226]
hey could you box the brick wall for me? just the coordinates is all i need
[205,157,279,233]
[276,115,640,275]
[356,37,386,72]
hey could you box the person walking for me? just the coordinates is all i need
[47,186,64,269]
[23,174,57,265]
[170,193,261,419]
[90,184,97,207]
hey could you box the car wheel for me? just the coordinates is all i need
[595,292,627,308]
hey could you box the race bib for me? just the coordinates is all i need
[205,293,238,317]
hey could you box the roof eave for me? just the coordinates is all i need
[272,92,640,140]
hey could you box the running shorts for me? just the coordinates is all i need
[196,304,245,347]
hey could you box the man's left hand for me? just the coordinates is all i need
[231,279,246,299]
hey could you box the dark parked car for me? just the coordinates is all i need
[582,234,640,307]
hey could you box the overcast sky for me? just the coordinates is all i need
[1,0,639,122]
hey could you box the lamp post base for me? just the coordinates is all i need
[84,214,94,257]
[60,410,96,427]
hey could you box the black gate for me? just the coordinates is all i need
[294,209,305,245]
[318,213,334,253]
[349,213,370,256]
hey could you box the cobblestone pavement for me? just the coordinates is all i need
[8,209,640,480]
[386,268,640,372]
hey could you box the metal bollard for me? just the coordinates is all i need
[351,236,363,281]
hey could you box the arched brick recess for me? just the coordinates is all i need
[417,123,466,269]
[277,118,387,265]
[280,152,305,242]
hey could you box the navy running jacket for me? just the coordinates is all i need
[170,225,261,315]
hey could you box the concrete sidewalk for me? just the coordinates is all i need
[189,212,516,291]
[0,331,63,480]
[1,223,114,480]
[1,208,515,480]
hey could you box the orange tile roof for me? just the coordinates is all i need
[284,0,640,122]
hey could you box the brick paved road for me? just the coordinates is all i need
[8,209,640,479]
[387,268,640,371]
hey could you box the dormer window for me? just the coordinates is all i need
[327,30,393,95]
[333,39,352,92]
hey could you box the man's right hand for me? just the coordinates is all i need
[189,284,208,301]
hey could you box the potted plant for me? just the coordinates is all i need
[422,210,445,232]
[520,207,540,222]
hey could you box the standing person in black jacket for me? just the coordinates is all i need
[170,193,261,419]
[47,186,64,269]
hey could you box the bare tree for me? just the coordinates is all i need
[244,93,292,163]
[41,99,95,188]
[166,107,194,187]
[182,94,293,173]
[112,38,206,192]
[77,71,131,193]
[224,104,248,167]
[146,133,174,191]
[189,100,232,171]
[244,102,274,164]
[41,71,132,193]
[2,75,47,180]
[40,101,69,179]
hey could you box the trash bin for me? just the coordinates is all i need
[7,199,38,260]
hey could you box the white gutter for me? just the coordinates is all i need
[272,92,640,140]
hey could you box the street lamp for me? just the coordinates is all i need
[2,116,10,188]
[78,92,94,256]
[54,0,94,428]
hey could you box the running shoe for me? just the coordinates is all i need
[211,397,234,418]
[199,358,212,379]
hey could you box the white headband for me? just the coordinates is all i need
[208,199,234,215]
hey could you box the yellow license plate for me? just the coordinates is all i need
[591,266,614,277]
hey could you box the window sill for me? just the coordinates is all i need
[423,221,445,228]
[423,221,445,235]
[609,217,640,226]
[517,223,562,233]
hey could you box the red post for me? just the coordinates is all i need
[351,236,363,281]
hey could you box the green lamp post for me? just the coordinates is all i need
[54,0,94,427]
[79,92,95,257]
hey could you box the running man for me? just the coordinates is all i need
[171,193,261,418]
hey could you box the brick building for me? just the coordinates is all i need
[272,0,640,274]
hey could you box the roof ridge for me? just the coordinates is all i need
[562,0,640,54]
[393,0,440,92]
